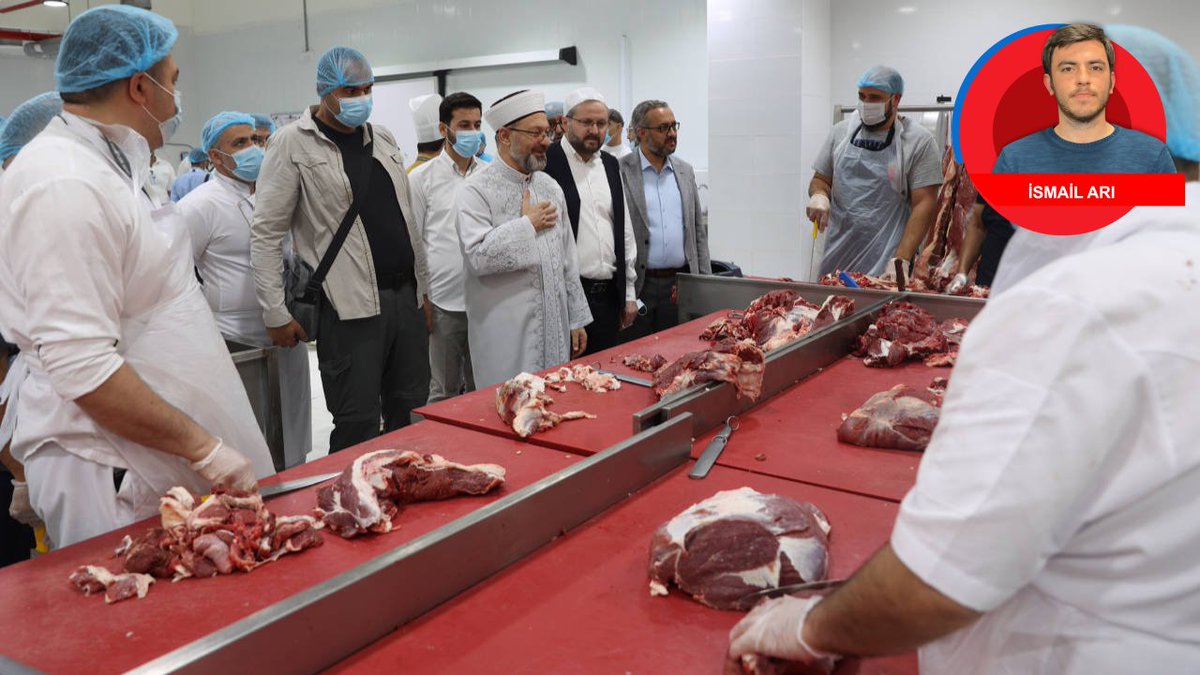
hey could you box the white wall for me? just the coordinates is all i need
[174,0,708,168]
[707,0,831,280]
[830,0,1199,108]
[0,52,56,116]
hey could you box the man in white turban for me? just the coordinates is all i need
[455,89,592,387]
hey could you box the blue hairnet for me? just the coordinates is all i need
[544,101,564,117]
[0,92,63,161]
[1105,25,1200,162]
[55,5,177,94]
[251,113,276,133]
[316,47,373,97]
[200,111,256,153]
[857,65,904,95]
[188,147,208,164]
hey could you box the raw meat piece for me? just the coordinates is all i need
[622,353,668,373]
[837,385,941,451]
[69,566,155,604]
[648,487,830,611]
[740,653,835,675]
[653,339,765,401]
[316,449,506,538]
[544,364,621,393]
[495,372,596,437]
[924,348,958,368]
[854,302,958,368]
[701,291,855,352]
[928,376,949,406]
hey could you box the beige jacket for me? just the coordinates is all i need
[250,106,429,327]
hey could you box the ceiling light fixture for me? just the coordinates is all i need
[42,0,68,7]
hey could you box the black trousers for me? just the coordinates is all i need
[581,277,622,356]
[316,285,431,452]
[628,272,681,340]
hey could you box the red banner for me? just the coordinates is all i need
[972,173,1186,207]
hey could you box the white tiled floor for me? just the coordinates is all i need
[304,345,334,464]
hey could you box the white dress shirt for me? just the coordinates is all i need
[410,149,483,312]
[602,142,632,159]
[891,191,1200,673]
[561,138,637,302]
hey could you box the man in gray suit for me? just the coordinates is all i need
[618,99,710,339]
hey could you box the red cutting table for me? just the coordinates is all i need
[329,462,915,675]
[0,422,581,675]
[413,311,731,455]
[694,357,945,502]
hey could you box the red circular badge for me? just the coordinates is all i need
[953,24,1171,235]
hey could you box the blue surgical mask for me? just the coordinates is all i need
[451,130,484,159]
[603,130,611,147]
[143,73,183,146]
[219,145,264,182]
[334,94,372,128]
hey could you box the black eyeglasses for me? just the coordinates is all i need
[506,126,554,140]
[641,122,681,133]
[566,116,608,130]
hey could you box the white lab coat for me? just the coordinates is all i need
[456,159,593,388]
[0,113,274,547]
[989,182,1200,295]
[178,173,312,468]
[144,156,176,208]
[891,191,1200,672]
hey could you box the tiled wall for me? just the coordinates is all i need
[707,0,831,281]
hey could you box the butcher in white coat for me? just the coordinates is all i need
[179,111,312,469]
[456,89,592,388]
[0,6,273,549]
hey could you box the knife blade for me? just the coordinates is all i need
[895,258,907,292]
[259,471,341,498]
[741,578,847,603]
[689,415,739,479]
[594,368,652,387]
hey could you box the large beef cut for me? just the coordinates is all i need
[852,302,970,368]
[70,487,325,603]
[653,339,765,401]
[648,487,830,611]
[316,449,506,538]
[837,384,941,451]
[700,291,855,351]
[496,372,596,437]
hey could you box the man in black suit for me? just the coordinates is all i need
[542,87,637,354]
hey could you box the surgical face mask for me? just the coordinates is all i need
[142,73,182,146]
[603,130,611,147]
[218,145,264,182]
[451,129,484,159]
[858,100,889,127]
[334,94,372,128]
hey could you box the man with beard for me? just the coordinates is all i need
[807,66,942,283]
[543,87,637,354]
[455,89,592,387]
[619,100,710,337]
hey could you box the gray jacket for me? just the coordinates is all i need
[618,148,710,295]
[250,107,429,327]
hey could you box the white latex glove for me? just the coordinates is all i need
[9,479,39,526]
[805,194,831,232]
[727,595,838,668]
[945,272,969,295]
[879,257,912,285]
[190,439,258,492]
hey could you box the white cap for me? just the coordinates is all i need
[409,94,443,143]
[485,90,545,129]
[565,87,606,115]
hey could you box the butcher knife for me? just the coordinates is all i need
[259,472,341,498]
[593,367,652,387]
[740,578,847,602]
[894,258,907,292]
[689,416,739,479]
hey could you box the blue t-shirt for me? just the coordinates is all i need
[994,126,1176,174]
